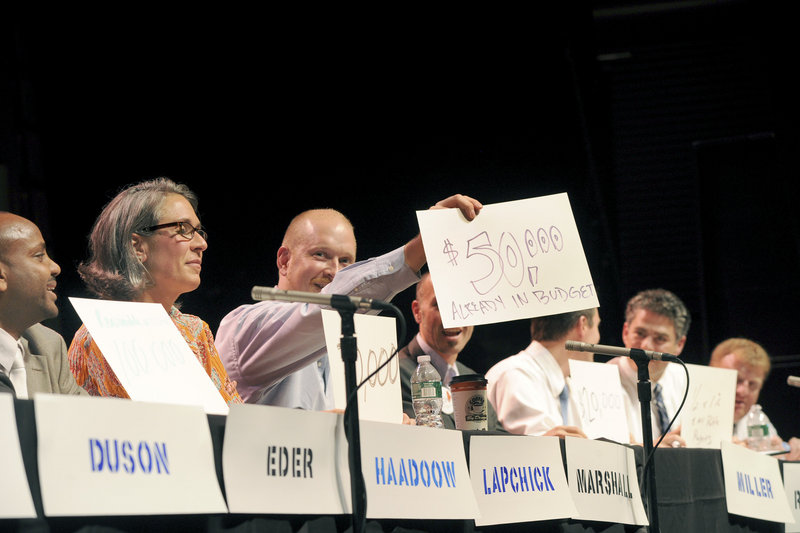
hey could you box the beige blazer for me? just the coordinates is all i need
[21,323,87,396]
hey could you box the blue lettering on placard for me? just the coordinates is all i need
[482,465,556,495]
[736,471,774,499]
[89,438,169,475]
[374,457,456,489]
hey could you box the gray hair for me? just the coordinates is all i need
[625,288,691,339]
[78,177,199,301]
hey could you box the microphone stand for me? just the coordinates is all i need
[632,350,660,533]
[331,295,366,533]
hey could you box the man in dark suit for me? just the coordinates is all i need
[398,273,503,431]
[0,212,86,397]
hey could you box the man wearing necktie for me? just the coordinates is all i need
[607,289,688,448]
[0,212,87,398]
[485,308,601,437]
[398,273,504,431]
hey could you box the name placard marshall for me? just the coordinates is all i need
[565,437,648,526]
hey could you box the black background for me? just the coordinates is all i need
[3,2,799,438]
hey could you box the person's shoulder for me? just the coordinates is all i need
[22,323,66,343]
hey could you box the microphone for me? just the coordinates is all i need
[251,286,393,311]
[565,340,681,362]
[788,376,800,388]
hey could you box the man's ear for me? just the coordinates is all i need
[276,246,290,277]
[131,234,148,263]
[411,300,423,325]
[0,261,7,293]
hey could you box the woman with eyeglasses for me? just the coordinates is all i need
[68,177,242,404]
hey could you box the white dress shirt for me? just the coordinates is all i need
[607,356,688,443]
[0,327,27,398]
[486,340,578,436]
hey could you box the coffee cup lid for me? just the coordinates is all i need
[450,374,487,385]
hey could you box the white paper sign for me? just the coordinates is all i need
[222,404,350,515]
[565,437,648,525]
[0,395,37,519]
[720,440,794,523]
[360,421,479,520]
[469,435,576,525]
[681,364,737,449]
[782,462,800,532]
[34,394,227,516]
[69,297,229,415]
[569,360,629,443]
[416,194,599,328]
[323,310,402,423]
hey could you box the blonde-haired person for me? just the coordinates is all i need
[709,337,800,460]
[69,178,241,405]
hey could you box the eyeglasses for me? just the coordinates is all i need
[138,221,208,241]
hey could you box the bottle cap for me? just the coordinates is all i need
[417,355,431,363]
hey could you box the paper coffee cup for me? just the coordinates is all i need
[450,374,488,431]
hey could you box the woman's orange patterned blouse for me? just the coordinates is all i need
[68,306,242,405]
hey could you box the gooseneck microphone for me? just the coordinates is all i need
[251,286,393,311]
[565,340,681,362]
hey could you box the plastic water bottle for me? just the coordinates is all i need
[746,404,770,451]
[411,355,444,428]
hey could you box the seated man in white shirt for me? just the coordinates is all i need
[606,288,688,448]
[486,308,600,437]
[709,337,800,460]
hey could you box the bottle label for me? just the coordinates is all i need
[412,381,442,399]
[747,424,769,438]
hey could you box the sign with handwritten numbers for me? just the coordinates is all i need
[681,364,736,448]
[720,440,794,523]
[323,310,403,423]
[569,360,630,444]
[416,194,599,328]
[0,394,37,519]
[69,297,229,416]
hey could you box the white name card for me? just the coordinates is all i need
[782,462,800,532]
[720,440,794,523]
[681,364,736,449]
[565,437,648,526]
[69,297,229,415]
[416,194,599,328]
[569,360,629,443]
[34,394,227,516]
[360,421,479,520]
[222,404,349,515]
[469,435,576,526]
[0,395,37,519]
[323,310,402,423]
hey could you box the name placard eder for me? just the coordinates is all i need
[266,445,313,478]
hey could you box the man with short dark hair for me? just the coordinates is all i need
[486,308,600,437]
[607,288,688,448]
[0,212,86,397]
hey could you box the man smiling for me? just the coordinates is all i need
[0,212,86,397]
[216,195,482,409]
